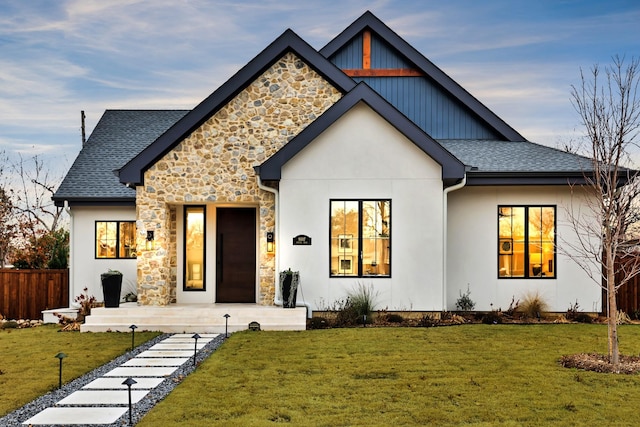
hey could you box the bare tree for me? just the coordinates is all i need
[10,154,66,239]
[567,56,640,370]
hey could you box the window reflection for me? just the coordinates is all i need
[331,200,390,277]
[185,206,205,290]
[96,221,136,259]
[498,206,555,278]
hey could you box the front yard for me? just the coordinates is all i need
[0,324,160,416]
[139,325,640,426]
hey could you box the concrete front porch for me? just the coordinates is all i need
[80,303,307,333]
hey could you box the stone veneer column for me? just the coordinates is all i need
[135,52,342,306]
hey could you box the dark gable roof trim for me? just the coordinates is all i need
[320,11,526,142]
[256,82,466,186]
[118,30,357,186]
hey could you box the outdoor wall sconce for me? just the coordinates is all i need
[145,230,155,250]
[266,232,275,253]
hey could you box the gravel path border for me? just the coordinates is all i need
[0,333,226,427]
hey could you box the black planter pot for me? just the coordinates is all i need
[101,273,123,308]
[280,271,299,308]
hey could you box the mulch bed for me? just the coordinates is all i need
[560,353,640,374]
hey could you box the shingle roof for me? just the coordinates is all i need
[440,139,592,172]
[52,110,189,206]
[439,139,594,185]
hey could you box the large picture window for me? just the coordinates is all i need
[95,221,137,259]
[498,206,555,278]
[331,200,391,277]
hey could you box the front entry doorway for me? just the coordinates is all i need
[216,207,257,303]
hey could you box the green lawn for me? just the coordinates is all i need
[139,324,640,427]
[0,324,161,416]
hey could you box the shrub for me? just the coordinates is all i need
[574,313,593,324]
[386,313,405,323]
[566,300,580,321]
[518,292,549,320]
[455,286,475,311]
[1,320,19,329]
[417,313,440,327]
[308,317,329,329]
[334,298,360,327]
[481,311,503,324]
[503,296,520,318]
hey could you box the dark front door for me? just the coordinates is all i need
[216,208,256,303]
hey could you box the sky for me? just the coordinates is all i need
[0,0,638,178]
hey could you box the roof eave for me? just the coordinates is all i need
[466,171,593,186]
[53,197,136,208]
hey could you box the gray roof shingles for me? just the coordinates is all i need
[53,110,189,204]
[439,139,592,173]
[54,112,596,205]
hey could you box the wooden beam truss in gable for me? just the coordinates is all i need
[342,30,423,77]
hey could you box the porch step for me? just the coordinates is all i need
[81,303,307,333]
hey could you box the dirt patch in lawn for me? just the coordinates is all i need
[560,353,640,374]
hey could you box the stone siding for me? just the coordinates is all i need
[136,52,342,306]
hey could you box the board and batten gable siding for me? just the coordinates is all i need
[70,206,137,303]
[278,102,444,311]
[328,32,500,140]
[446,186,601,312]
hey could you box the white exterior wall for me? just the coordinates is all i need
[446,186,601,312]
[278,102,444,311]
[69,206,137,303]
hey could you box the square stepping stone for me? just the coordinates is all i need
[137,349,193,358]
[104,366,178,377]
[58,389,149,405]
[22,407,128,425]
[82,377,164,389]
[150,343,206,350]
[123,357,189,367]
[171,333,219,338]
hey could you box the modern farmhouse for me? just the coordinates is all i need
[52,11,601,331]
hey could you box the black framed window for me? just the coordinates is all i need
[498,206,555,278]
[95,221,136,259]
[184,206,206,291]
[330,200,391,277]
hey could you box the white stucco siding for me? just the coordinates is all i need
[69,206,137,303]
[278,102,444,311]
[446,186,601,313]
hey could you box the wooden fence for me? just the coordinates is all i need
[615,269,640,317]
[0,269,69,320]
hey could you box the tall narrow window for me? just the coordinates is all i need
[498,206,555,278]
[184,206,205,290]
[331,200,391,277]
[95,221,136,259]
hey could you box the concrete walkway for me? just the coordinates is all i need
[22,334,219,426]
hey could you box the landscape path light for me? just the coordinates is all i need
[54,352,67,389]
[192,333,201,367]
[129,324,138,351]
[224,313,230,338]
[122,377,137,426]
